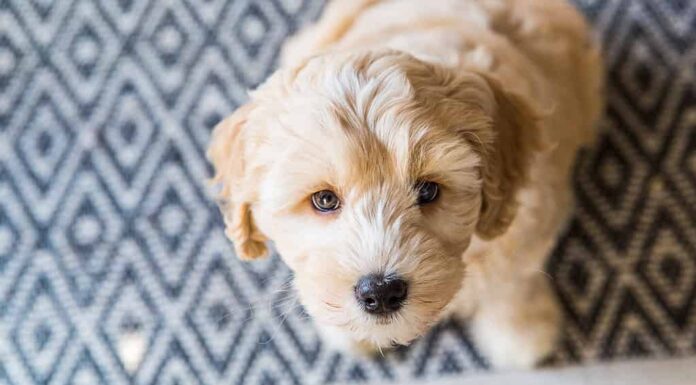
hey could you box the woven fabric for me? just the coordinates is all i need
[1,0,695,384]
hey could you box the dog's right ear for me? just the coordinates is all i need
[472,75,543,240]
[207,103,268,260]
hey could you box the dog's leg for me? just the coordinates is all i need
[470,271,561,369]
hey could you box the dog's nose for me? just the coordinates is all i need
[355,274,408,314]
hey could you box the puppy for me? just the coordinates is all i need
[208,0,602,369]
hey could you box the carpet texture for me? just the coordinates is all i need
[1,0,695,384]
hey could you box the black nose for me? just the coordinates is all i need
[355,274,408,314]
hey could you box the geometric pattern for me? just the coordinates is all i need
[0,0,695,383]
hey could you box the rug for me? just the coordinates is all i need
[1,0,695,384]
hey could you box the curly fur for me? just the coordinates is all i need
[208,0,602,369]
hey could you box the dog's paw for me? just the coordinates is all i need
[471,278,561,369]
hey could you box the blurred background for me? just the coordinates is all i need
[0,0,695,384]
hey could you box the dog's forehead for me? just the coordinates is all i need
[269,101,426,192]
[260,56,479,197]
[325,100,473,195]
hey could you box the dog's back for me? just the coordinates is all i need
[283,0,602,143]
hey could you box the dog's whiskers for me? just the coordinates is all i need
[376,344,385,357]
[323,301,343,310]
[534,269,554,281]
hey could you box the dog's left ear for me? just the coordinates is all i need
[406,55,544,239]
[472,74,543,239]
[207,103,268,260]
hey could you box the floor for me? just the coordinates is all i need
[1,0,695,384]
[395,358,696,385]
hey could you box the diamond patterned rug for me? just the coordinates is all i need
[1,0,695,384]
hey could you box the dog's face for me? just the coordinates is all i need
[208,51,539,347]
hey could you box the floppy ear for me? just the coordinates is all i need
[402,55,544,239]
[473,75,543,239]
[207,104,268,260]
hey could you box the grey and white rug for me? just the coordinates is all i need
[1,0,695,384]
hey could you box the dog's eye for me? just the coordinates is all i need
[311,190,341,212]
[415,181,439,205]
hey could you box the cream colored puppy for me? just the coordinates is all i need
[208,0,602,369]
